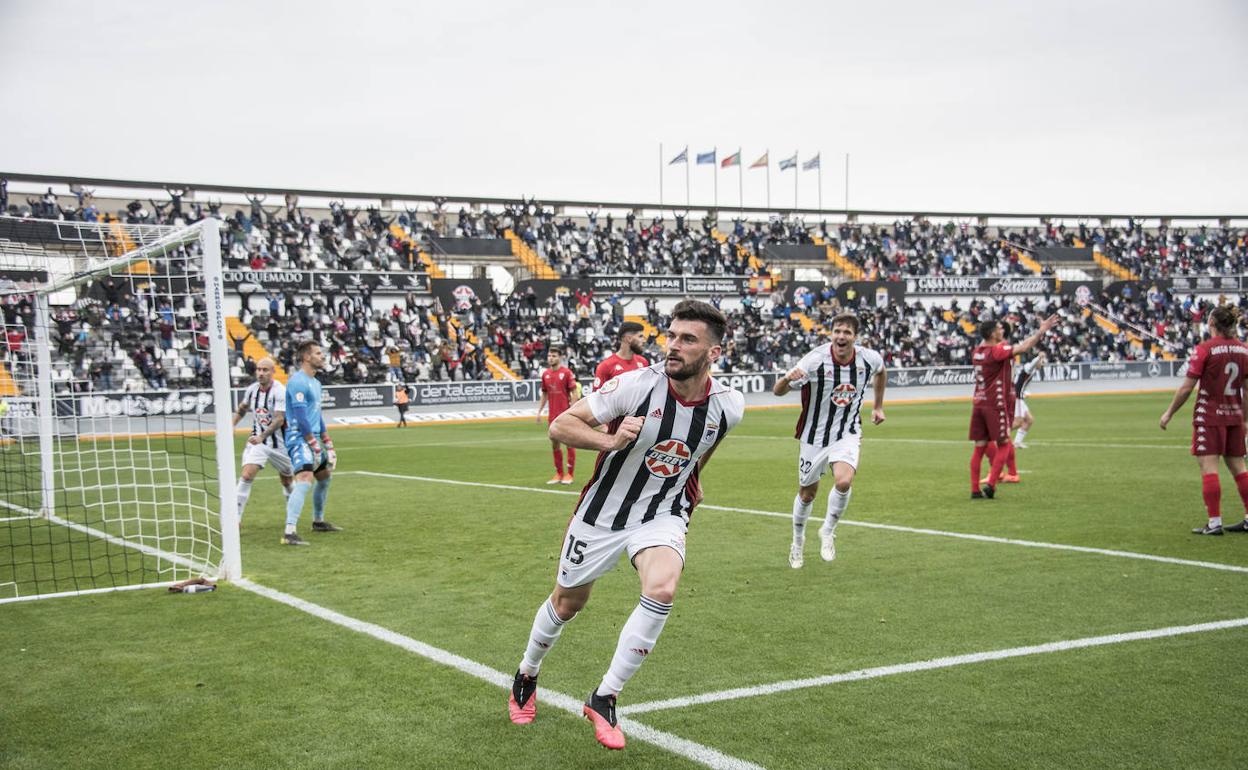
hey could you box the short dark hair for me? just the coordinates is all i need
[830,313,860,334]
[296,339,320,362]
[547,345,563,355]
[978,320,999,341]
[670,299,727,344]
[618,321,645,337]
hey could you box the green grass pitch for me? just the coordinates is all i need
[3,392,1247,769]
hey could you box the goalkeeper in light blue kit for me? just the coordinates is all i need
[281,339,342,545]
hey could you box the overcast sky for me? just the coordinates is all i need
[1,0,1245,215]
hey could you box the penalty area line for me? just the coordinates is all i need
[234,578,763,770]
[619,615,1248,715]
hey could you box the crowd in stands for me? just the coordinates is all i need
[1089,221,1248,279]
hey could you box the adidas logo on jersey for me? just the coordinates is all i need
[650,408,663,418]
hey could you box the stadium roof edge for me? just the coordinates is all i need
[2,171,1245,222]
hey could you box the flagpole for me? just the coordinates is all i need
[685,145,691,208]
[844,152,850,213]
[817,153,823,212]
[794,149,799,211]
[765,148,771,210]
[713,146,718,209]
[738,151,743,214]
[659,143,664,209]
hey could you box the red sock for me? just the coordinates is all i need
[971,445,987,492]
[1201,473,1221,519]
[985,443,997,463]
[1006,444,1018,476]
[566,447,575,475]
[1234,472,1248,515]
[987,442,1011,485]
[553,448,564,475]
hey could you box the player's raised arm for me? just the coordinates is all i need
[1013,315,1059,357]
[1159,377,1198,430]
[550,399,642,453]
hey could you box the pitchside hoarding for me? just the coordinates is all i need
[43,360,1180,419]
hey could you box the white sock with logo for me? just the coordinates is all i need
[791,494,813,543]
[597,594,672,696]
[235,479,252,521]
[519,598,572,677]
[823,487,852,534]
[1015,428,1029,444]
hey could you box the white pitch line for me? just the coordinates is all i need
[732,435,1185,451]
[236,578,763,770]
[3,493,761,768]
[347,471,1248,575]
[0,515,38,523]
[619,615,1248,715]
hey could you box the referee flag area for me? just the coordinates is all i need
[4,392,1247,768]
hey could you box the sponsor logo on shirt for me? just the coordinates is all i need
[644,439,692,478]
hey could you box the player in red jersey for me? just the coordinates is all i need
[969,315,1057,499]
[1159,305,1248,535]
[593,321,649,391]
[538,346,580,484]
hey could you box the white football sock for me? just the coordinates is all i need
[791,494,813,542]
[824,487,852,533]
[519,598,572,677]
[235,479,253,521]
[1015,428,1028,444]
[598,594,671,696]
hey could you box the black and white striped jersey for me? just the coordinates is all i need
[792,344,885,447]
[242,381,287,448]
[575,363,745,531]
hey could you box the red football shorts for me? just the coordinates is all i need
[547,404,568,424]
[969,405,1011,443]
[1192,423,1247,457]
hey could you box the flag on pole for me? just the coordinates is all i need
[721,150,741,168]
[669,147,688,165]
[696,149,716,165]
[802,153,821,171]
[749,151,769,169]
[778,153,798,171]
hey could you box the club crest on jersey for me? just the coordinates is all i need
[644,439,692,478]
[598,377,621,395]
[831,382,857,407]
[704,422,719,442]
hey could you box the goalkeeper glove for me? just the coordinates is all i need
[307,436,322,462]
[323,438,337,470]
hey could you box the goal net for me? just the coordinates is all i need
[0,216,238,603]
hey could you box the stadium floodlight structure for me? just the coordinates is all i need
[0,216,239,603]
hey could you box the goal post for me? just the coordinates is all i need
[0,215,240,603]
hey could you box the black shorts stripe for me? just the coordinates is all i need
[580,394,655,527]
[805,365,825,445]
[644,399,709,524]
[611,389,679,530]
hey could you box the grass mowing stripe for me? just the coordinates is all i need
[732,435,1186,450]
[344,471,1248,575]
[619,615,1248,715]
[234,578,764,770]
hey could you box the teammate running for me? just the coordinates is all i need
[773,313,886,567]
[507,300,744,751]
[537,346,579,484]
[232,358,292,522]
[593,320,649,391]
[1159,305,1248,535]
[281,340,341,545]
[969,315,1057,499]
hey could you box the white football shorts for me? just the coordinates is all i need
[1014,398,1031,420]
[556,515,687,588]
[241,441,294,476]
[797,436,860,487]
